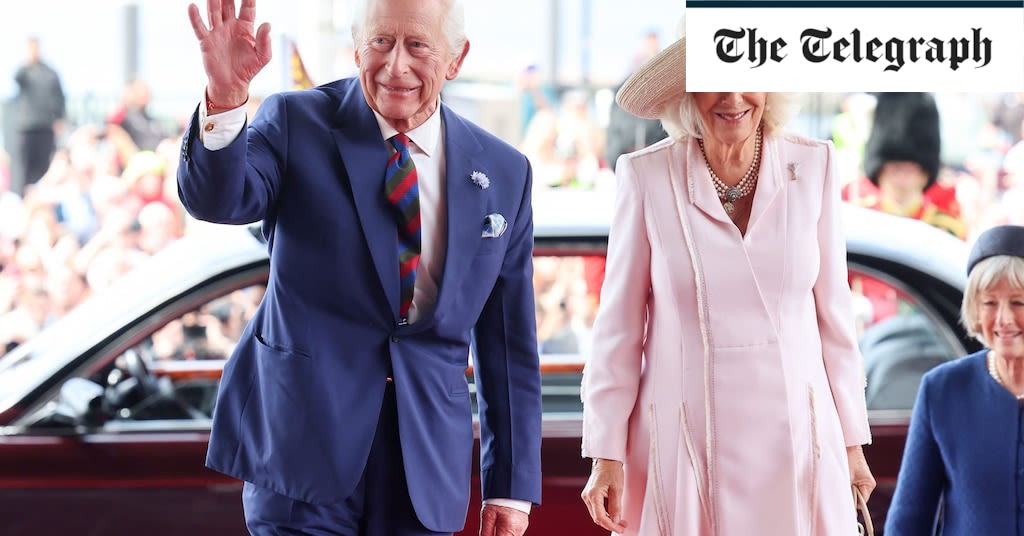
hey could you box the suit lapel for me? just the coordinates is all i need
[436,107,487,317]
[331,86,399,318]
[686,134,784,234]
[745,134,783,235]
[685,138,732,224]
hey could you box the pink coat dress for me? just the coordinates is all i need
[581,133,871,536]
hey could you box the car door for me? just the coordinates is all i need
[0,270,267,535]
[458,236,608,536]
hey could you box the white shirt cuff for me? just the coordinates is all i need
[198,97,248,151]
[483,498,532,514]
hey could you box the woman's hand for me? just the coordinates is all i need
[848,445,876,502]
[581,458,628,533]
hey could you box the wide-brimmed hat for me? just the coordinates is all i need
[616,20,686,120]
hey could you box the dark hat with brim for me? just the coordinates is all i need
[967,224,1024,275]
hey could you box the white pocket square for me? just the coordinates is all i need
[482,213,507,238]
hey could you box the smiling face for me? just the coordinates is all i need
[354,0,469,132]
[693,92,766,146]
[978,278,1024,360]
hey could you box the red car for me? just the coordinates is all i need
[0,193,975,534]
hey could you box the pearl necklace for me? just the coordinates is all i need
[697,127,763,216]
[987,353,1024,400]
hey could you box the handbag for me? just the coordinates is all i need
[853,485,874,536]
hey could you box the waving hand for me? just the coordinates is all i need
[187,0,272,109]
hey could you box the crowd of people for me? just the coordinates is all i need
[0,38,200,352]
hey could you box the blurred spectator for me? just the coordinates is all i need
[629,30,661,71]
[986,129,1024,229]
[1002,121,1024,187]
[0,160,27,245]
[551,89,602,188]
[993,92,1024,145]
[74,203,146,293]
[0,150,9,189]
[0,281,48,353]
[8,36,66,197]
[849,92,966,239]
[120,150,182,232]
[934,92,1002,171]
[831,93,875,190]
[534,256,595,354]
[602,30,666,172]
[137,201,180,255]
[517,64,557,140]
[107,79,166,152]
[44,263,88,321]
[519,108,562,191]
[604,80,665,171]
[151,319,187,361]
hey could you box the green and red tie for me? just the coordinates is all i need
[384,133,420,321]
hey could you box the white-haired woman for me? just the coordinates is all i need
[579,26,875,536]
[886,224,1024,535]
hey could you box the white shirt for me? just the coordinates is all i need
[198,97,530,515]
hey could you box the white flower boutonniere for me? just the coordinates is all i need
[470,171,490,189]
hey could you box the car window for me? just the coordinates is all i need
[534,255,603,358]
[528,254,962,415]
[26,282,267,430]
[850,268,961,412]
[143,286,265,363]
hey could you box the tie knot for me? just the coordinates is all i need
[390,133,410,153]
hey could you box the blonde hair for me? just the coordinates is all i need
[960,255,1024,344]
[661,93,801,141]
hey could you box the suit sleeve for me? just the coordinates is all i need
[883,372,945,535]
[177,93,288,225]
[814,141,872,446]
[580,154,650,462]
[472,155,543,505]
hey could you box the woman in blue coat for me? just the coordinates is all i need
[886,224,1024,535]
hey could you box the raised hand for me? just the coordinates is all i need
[187,0,272,109]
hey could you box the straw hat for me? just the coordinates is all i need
[616,18,686,120]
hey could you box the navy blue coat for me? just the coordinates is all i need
[885,350,1024,535]
[177,78,542,532]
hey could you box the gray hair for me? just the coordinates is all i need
[960,255,1024,345]
[350,0,467,58]
[661,93,801,140]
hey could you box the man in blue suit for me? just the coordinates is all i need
[178,0,541,534]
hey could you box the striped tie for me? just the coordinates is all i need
[384,133,420,321]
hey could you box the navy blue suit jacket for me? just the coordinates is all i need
[177,78,542,532]
[885,350,1024,535]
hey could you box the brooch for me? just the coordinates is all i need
[470,171,490,189]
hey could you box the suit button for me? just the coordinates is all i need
[391,336,399,343]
